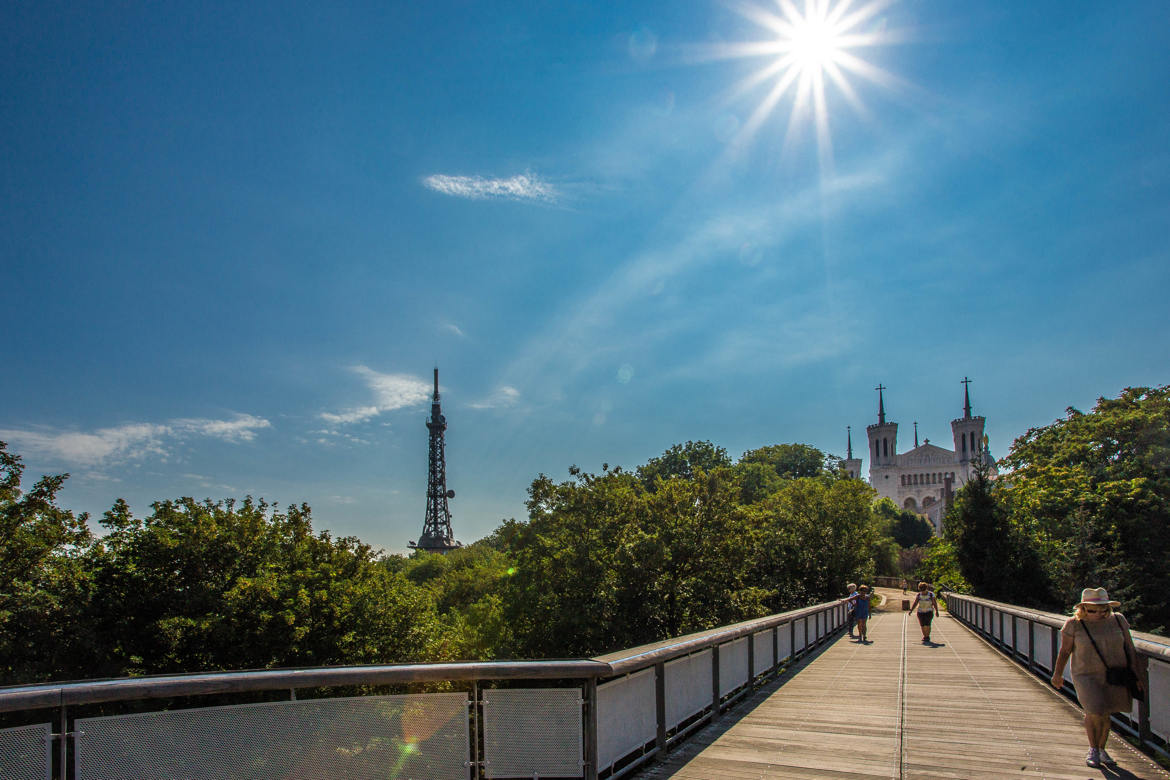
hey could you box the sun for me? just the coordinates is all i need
[711,0,902,169]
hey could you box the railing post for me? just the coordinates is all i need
[655,662,667,755]
[470,681,479,780]
[772,625,779,673]
[583,678,599,780]
[1138,662,1151,747]
[59,704,68,780]
[1027,619,1035,672]
[711,645,722,718]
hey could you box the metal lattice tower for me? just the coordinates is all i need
[410,367,461,553]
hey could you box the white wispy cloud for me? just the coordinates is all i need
[442,321,467,339]
[0,413,271,468]
[172,414,272,442]
[422,172,556,202]
[468,386,521,410]
[318,366,432,428]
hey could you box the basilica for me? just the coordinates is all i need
[841,379,996,533]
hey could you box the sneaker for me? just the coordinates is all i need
[1099,749,1116,766]
[1085,748,1101,768]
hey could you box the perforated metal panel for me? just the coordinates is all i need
[76,692,468,780]
[0,723,50,780]
[1150,658,1170,742]
[1014,617,1030,655]
[794,619,806,652]
[718,638,748,698]
[752,630,771,676]
[777,623,792,662]
[1033,624,1053,671]
[664,649,711,730]
[481,688,582,779]
[597,669,656,770]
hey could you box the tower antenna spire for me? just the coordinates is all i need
[847,426,853,459]
[914,421,919,448]
[410,366,461,554]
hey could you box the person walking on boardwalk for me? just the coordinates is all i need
[845,583,858,638]
[909,582,939,643]
[1050,587,1146,768]
[850,585,871,643]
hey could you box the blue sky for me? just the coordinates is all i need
[3,1,1168,553]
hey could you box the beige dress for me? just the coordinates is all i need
[1060,613,1135,715]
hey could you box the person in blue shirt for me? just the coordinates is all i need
[851,585,871,643]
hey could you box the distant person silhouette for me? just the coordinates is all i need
[850,585,871,643]
[909,582,939,643]
[845,582,858,637]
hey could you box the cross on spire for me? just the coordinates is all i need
[875,384,887,425]
[961,376,973,419]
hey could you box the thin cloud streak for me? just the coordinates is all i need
[422,173,557,202]
[0,414,271,467]
[468,386,521,410]
[318,366,431,429]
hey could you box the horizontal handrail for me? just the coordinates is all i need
[595,599,849,675]
[0,599,848,712]
[0,660,612,713]
[944,593,1170,660]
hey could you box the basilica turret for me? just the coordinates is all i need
[842,426,862,480]
[951,377,986,469]
[866,384,898,468]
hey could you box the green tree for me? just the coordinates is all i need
[739,443,833,479]
[872,498,934,549]
[943,461,1053,606]
[86,497,442,676]
[0,443,94,684]
[637,441,731,490]
[999,386,1170,631]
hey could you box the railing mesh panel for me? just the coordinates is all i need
[752,630,772,677]
[719,638,749,698]
[1150,658,1170,742]
[76,692,468,780]
[664,649,711,730]
[0,723,50,780]
[794,619,806,652]
[482,688,581,779]
[1032,623,1053,670]
[1014,617,1030,655]
[597,669,655,771]
[777,623,792,661]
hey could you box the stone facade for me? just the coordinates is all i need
[841,382,996,534]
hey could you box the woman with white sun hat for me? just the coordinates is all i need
[1050,587,1145,768]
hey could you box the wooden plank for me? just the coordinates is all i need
[637,588,1169,779]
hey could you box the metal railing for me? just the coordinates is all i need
[946,592,1170,762]
[0,600,849,780]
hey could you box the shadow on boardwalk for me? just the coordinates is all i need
[636,589,1168,780]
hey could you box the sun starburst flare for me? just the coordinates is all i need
[709,0,905,171]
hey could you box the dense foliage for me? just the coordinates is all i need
[0,438,918,685]
[935,386,1170,633]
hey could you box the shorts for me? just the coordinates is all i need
[917,611,934,626]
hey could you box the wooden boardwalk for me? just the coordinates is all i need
[639,589,1168,779]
